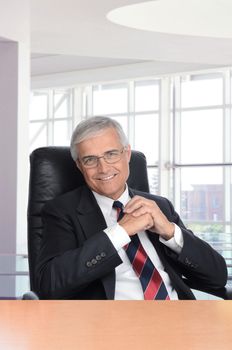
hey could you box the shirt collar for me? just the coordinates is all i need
[116,185,130,207]
[92,185,130,216]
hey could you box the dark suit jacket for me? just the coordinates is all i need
[36,185,227,299]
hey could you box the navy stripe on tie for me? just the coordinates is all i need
[130,234,140,247]
[155,281,169,300]
[126,239,139,264]
[139,257,154,292]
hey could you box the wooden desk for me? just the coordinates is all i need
[0,301,231,349]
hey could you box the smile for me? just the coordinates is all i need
[97,174,116,181]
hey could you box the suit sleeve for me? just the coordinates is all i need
[36,202,122,299]
[158,196,228,291]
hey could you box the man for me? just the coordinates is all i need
[36,116,227,299]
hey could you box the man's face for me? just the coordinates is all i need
[76,128,131,199]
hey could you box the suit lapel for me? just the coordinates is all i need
[128,187,136,198]
[75,186,107,239]
[75,186,116,299]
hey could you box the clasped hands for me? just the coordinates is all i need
[119,196,175,241]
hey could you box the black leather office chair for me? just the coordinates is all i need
[26,146,149,295]
[25,146,231,300]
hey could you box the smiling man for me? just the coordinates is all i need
[36,116,227,300]
[76,127,131,200]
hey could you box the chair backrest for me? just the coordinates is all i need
[27,146,150,290]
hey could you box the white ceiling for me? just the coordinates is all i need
[108,0,232,38]
[30,0,232,76]
[31,53,144,76]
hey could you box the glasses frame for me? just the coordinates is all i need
[79,147,127,168]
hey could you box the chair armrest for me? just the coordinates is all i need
[22,291,39,300]
[196,285,232,300]
[224,286,232,300]
[184,278,232,299]
[199,286,230,299]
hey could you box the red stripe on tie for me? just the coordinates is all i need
[113,201,170,300]
[144,270,163,300]
[132,244,147,276]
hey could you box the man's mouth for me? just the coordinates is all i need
[96,174,117,181]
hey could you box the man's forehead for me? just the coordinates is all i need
[77,128,121,148]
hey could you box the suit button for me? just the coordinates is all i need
[96,255,101,261]
[86,261,92,267]
[100,252,106,258]
[191,263,198,269]
[91,259,97,265]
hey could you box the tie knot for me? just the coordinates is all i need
[113,201,124,210]
[113,201,124,221]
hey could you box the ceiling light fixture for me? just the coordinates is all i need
[107,0,232,38]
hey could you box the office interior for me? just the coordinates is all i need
[1,0,232,299]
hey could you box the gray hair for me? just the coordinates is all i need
[70,116,129,161]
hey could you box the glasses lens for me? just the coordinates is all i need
[82,148,125,167]
[104,150,121,163]
[83,157,97,167]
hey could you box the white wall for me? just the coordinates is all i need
[0,42,18,252]
[0,0,30,261]
[0,1,29,42]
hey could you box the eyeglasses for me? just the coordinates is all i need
[79,147,126,168]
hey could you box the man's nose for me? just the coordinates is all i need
[97,157,110,171]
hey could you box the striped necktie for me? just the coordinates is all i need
[113,200,170,300]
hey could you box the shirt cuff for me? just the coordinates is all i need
[105,224,131,251]
[159,224,183,254]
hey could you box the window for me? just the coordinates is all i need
[172,73,232,277]
[29,69,232,280]
[93,84,128,115]
[29,89,73,152]
[30,81,161,195]
[91,80,161,194]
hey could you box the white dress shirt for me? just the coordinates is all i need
[93,187,183,300]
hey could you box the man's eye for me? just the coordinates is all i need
[84,157,96,164]
[106,151,118,158]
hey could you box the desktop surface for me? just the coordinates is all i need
[0,300,231,349]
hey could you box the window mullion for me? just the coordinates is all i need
[159,77,171,198]
[128,81,135,148]
[173,76,181,213]
[73,87,82,126]
[224,70,231,233]
[48,90,53,145]
[85,85,93,119]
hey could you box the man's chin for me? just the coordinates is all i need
[93,185,123,200]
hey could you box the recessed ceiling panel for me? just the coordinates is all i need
[107,0,232,38]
